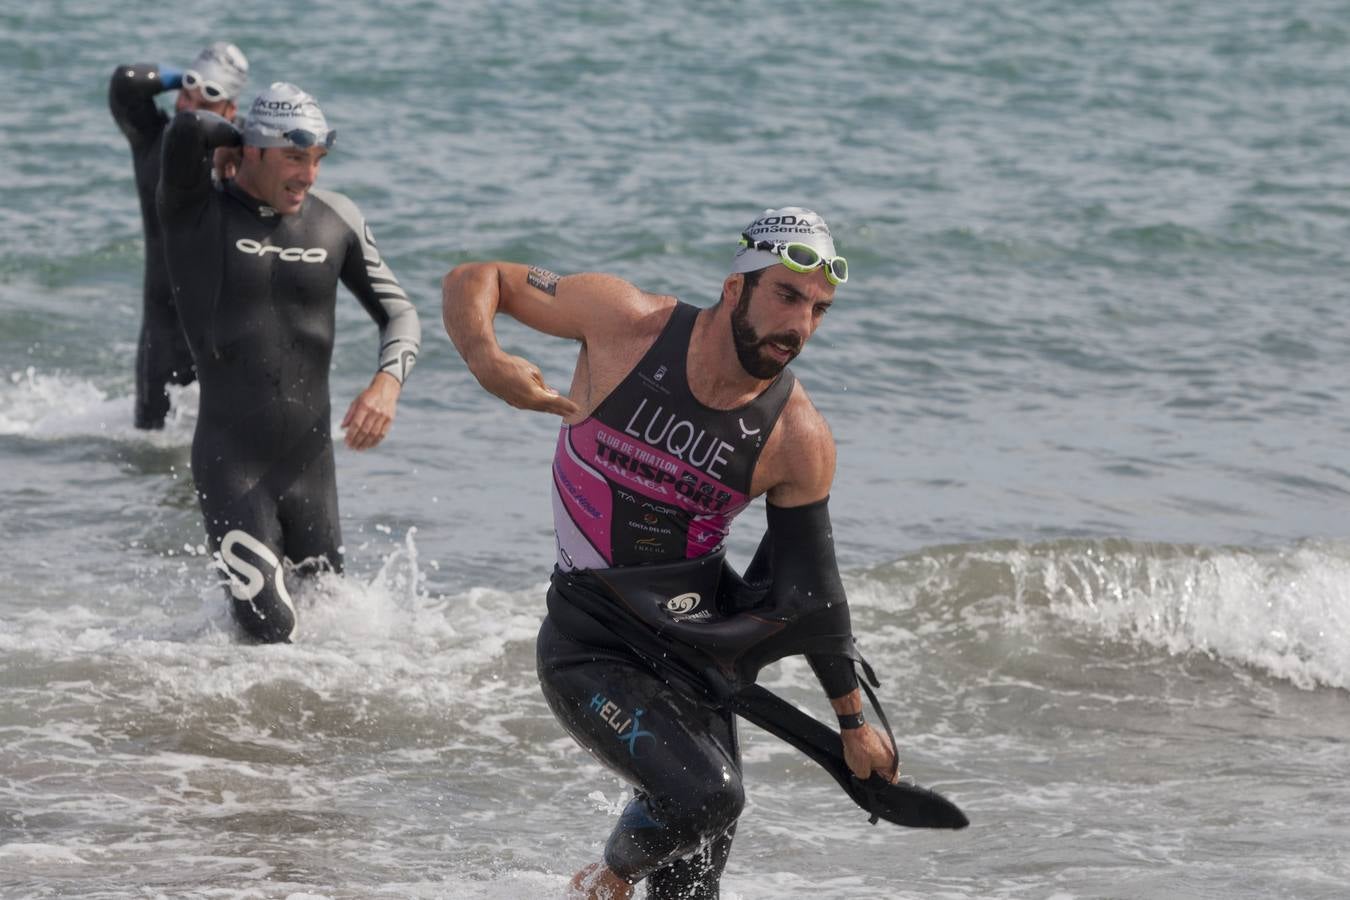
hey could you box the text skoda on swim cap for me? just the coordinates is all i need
[744,213,830,237]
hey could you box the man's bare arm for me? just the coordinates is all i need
[441,262,657,416]
[760,385,837,507]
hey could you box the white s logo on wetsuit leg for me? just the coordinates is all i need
[218,529,296,619]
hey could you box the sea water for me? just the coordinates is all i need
[2,1,1349,897]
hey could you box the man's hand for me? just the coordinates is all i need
[470,348,580,417]
[831,689,900,782]
[212,145,241,180]
[341,371,402,450]
[841,722,900,783]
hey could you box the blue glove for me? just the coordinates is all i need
[158,64,183,91]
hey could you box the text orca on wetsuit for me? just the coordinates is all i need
[108,41,249,429]
[158,82,421,643]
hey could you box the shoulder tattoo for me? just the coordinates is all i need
[526,265,561,296]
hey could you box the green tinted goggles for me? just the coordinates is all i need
[739,233,848,285]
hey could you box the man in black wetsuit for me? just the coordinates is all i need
[158,82,421,643]
[442,208,897,899]
[109,41,249,429]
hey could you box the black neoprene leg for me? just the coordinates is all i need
[276,429,343,576]
[195,453,296,643]
[644,821,736,899]
[134,302,195,430]
[536,618,744,890]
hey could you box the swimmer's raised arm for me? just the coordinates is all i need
[108,61,180,147]
[158,111,240,210]
[440,262,666,416]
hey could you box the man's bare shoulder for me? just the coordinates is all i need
[779,381,836,458]
[558,272,677,342]
[756,379,837,505]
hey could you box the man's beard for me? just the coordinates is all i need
[731,291,801,379]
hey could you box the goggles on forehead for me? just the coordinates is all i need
[247,124,338,150]
[739,233,849,285]
[283,128,337,149]
[182,69,229,102]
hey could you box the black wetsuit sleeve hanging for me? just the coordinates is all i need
[108,62,170,149]
[750,498,860,698]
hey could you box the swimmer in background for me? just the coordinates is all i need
[108,41,249,429]
[158,82,421,643]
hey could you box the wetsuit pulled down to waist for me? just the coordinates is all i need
[539,548,833,896]
[546,542,858,700]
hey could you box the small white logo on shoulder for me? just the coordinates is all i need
[665,592,700,614]
[235,238,328,263]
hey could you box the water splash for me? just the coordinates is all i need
[1026,540,1350,691]
[859,538,1350,691]
[0,366,196,446]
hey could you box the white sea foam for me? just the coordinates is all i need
[0,842,89,864]
[0,530,591,897]
[0,529,560,789]
[1017,540,1350,691]
[856,539,1350,692]
[0,366,195,445]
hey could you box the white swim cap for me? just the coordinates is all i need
[731,207,838,275]
[187,41,249,101]
[243,82,335,149]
